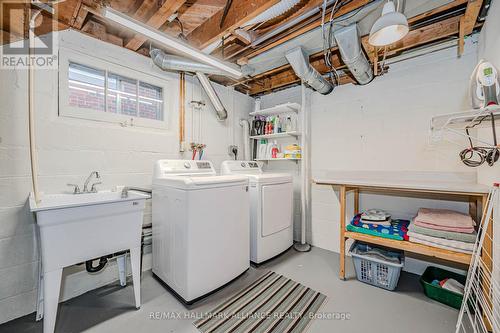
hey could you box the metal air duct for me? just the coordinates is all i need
[150,49,227,76]
[196,72,228,121]
[285,47,334,95]
[334,24,373,85]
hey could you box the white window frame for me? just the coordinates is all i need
[59,48,170,130]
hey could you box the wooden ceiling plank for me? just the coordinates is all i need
[70,1,88,30]
[246,13,466,96]
[462,0,483,34]
[241,0,372,61]
[133,0,158,22]
[186,0,281,49]
[125,0,187,51]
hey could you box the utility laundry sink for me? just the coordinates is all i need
[29,189,149,333]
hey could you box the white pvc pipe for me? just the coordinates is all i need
[240,119,251,160]
[299,83,311,247]
[29,9,41,204]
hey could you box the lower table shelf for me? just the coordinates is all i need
[344,231,472,265]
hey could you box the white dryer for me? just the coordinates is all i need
[152,160,250,304]
[221,161,293,264]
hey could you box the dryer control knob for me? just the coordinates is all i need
[184,162,191,169]
[241,162,246,167]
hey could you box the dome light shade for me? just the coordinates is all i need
[368,1,409,47]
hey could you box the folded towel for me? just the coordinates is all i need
[407,231,475,252]
[414,220,475,234]
[347,214,409,241]
[408,237,473,254]
[416,208,475,229]
[409,223,477,243]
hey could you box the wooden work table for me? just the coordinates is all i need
[313,173,491,280]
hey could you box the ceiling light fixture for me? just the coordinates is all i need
[368,0,409,47]
[103,8,243,78]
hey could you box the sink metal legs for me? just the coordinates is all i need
[130,247,141,309]
[42,269,63,333]
[117,254,127,287]
[37,249,142,332]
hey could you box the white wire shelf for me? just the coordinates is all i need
[430,105,500,147]
[250,131,301,140]
[255,158,301,162]
[431,105,500,131]
[249,102,301,116]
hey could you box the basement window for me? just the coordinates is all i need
[59,49,168,129]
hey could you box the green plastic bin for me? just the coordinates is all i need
[420,266,466,309]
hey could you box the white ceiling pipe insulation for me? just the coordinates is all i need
[103,7,243,78]
[243,0,302,27]
[196,72,228,121]
[334,24,373,85]
[285,46,334,95]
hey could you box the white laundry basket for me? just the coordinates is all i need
[349,241,404,291]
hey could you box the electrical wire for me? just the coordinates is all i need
[459,112,500,167]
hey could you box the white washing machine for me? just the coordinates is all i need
[221,161,293,264]
[152,160,250,304]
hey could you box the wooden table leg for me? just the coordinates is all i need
[339,185,347,280]
[354,188,359,215]
[469,195,478,223]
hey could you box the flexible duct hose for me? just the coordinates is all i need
[196,72,228,121]
[285,47,333,95]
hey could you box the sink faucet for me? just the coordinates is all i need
[83,171,100,193]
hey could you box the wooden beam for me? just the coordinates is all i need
[70,1,88,29]
[458,15,465,56]
[133,0,158,22]
[240,0,372,61]
[186,0,281,49]
[462,0,483,35]
[82,19,123,47]
[244,9,472,96]
[125,0,187,51]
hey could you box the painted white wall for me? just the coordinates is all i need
[0,29,254,324]
[476,0,500,320]
[477,0,500,187]
[260,37,480,274]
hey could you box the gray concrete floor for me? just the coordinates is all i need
[0,247,459,333]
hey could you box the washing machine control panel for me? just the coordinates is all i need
[221,161,263,174]
[154,160,216,177]
[196,161,212,169]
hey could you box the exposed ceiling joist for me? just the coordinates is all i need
[125,0,187,51]
[244,0,477,96]
[239,0,373,62]
[462,0,483,34]
[70,1,88,29]
[186,0,281,49]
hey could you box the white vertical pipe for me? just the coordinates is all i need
[240,119,251,160]
[29,9,41,204]
[295,82,311,251]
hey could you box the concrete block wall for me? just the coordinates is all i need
[260,37,480,274]
[0,29,254,324]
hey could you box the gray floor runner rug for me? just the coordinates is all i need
[194,271,328,333]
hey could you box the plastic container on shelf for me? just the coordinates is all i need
[349,242,404,291]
